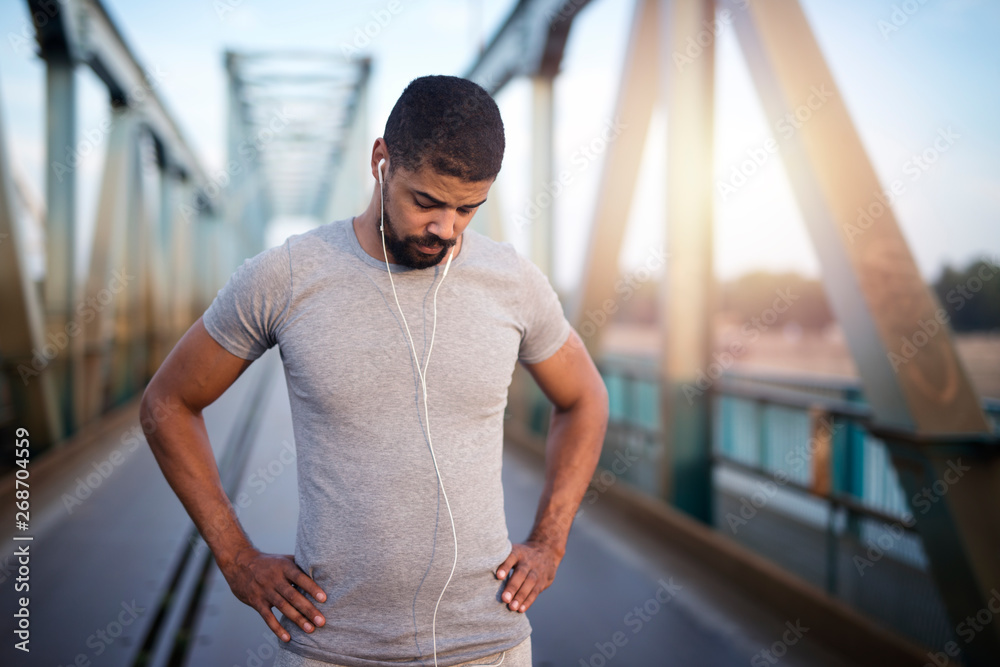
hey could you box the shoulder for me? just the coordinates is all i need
[463,228,540,282]
[284,217,350,256]
[227,238,291,286]
[279,217,357,275]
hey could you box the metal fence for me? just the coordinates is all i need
[540,356,1000,659]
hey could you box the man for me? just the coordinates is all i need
[141,75,608,667]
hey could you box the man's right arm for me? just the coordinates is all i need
[140,316,326,643]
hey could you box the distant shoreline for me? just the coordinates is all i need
[600,323,1000,401]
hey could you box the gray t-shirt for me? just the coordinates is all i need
[202,216,571,666]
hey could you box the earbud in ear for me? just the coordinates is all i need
[378,158,386,232]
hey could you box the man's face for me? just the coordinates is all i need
[380,162,492,269]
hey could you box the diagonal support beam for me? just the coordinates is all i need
[725,1,998,662]
[80,108,139,423]
[464,0,594,93]
[571,0,660,357]
[727,0,986,435]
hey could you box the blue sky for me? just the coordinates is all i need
[0,0,997,291]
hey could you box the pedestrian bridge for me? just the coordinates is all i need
[1,1,998,666]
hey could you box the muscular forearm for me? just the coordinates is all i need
[140,393,254,570]
[526,393,608,555]
[496,385,608,614]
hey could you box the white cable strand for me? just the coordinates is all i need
[379,176,459,667]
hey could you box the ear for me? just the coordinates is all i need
[370,138,390,181]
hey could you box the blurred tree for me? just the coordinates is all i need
[606,259,1000,333]
[932,257,1000,332]
[717,271,833,331]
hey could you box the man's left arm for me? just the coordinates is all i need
[496,329,609,613]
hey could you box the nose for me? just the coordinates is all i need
[428,209,458,241]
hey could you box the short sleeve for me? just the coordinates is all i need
[516,253,573,364]
[202,240,292,361]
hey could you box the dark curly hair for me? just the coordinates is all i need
[383,75,505,182]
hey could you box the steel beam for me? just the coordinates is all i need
[41,53,79,439]
[316,62,371,223]
[167,178,196,348]
[80,108,137,423]
[154,165,177,362]
[107,124,148,406]
[570,0,661,358]
[20,0,218,442]
[529,75,555,277]
[476,180,508,242]
[57,0,211,187]
[225,50,368,230]
[463,0,594,94]
[725,0,998,661]
[728,0,987,435]
[658,0,716,521]
[0,74,61,447]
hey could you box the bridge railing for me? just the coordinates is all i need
[516,355,1000,656]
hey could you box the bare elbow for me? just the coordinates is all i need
[138,383,161,445]
[590,368,610,422]
[138,376,185,446]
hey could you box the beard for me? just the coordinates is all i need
[380,187,456,269]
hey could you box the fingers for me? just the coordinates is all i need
[519,587,541,613]
[503,570,538,612]
[495,548,519,580]
[282,558,327,626]
[496,542,561,613]
[497,547,528,611]
[254,602,292,643]
[269,582,320,636]
[227,552,328,643]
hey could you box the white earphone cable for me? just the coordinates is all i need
[378,163,465,667]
